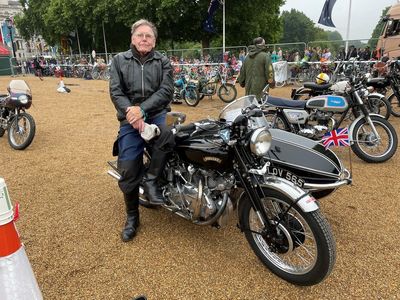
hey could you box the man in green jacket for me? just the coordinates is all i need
[238,37,274,100]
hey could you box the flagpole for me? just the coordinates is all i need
[222,0,225,55]
[345,0,352,55]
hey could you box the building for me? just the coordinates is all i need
[0,0,46,60]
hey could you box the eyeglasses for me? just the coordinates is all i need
[133,32,155,39]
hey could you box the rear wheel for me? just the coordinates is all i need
[239,189,336,286]
[387,93,400,117]
[7,112,36,150]
[264,112,290,131]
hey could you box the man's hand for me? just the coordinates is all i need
[126,106,143,125]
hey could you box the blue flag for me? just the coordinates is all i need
[318,0,336,27]
[202,0,220,33]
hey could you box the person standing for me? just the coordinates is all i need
[109,19,174,242]
[237,37,274,100]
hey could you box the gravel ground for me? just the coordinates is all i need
[0,75,399,300]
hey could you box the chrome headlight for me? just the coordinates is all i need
[18,95,28,104]
[250,128,272,156]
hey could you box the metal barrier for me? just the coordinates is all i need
[166,46,248,62]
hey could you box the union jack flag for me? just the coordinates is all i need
[321,127,350,149]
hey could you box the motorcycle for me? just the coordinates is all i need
[107,95,349,285]
[193,66,237,103]
[366,59,400,117]
[0,80,36,150]
[173,73,200,106]
[291,74,392,120]
[264,75,398,163]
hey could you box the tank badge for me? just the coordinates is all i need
[203,156,222,164]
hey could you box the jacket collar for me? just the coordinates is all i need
[122,48,162,61]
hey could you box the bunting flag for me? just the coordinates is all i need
[202,0,221,33]
[321,127,350,149]
[318,0,337,27]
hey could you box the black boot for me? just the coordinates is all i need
[143,150,168,205]
[122,190,140,242]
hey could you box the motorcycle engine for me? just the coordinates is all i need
[166,164,235,222]
[299,111,335,139]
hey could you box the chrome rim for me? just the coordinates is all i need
[354,120,393,158]
[249,197,318,275]
[9,116,31,146]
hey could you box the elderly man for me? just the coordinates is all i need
[109,19,174,242]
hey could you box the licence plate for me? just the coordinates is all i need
[266,166,305,188]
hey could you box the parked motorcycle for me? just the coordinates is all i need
[107,95,347,285]
[366,59,400,117]
[173,73,200,106]
[193,66,237,103]
[264,76,398,163]
[291,75,392,120]
[0,80,36,150]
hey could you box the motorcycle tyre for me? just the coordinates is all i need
[387,93,400,117]
[218,84,237,103]
[183,88,200,107]
[7,112,36,150]
[351,115,398,163]
[239,188,336,286]
[275,81,286,88]
[0,128,5,137]
[366,96,391,120]
[264,112,290,131]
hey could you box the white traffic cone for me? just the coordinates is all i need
[0,177,43,300]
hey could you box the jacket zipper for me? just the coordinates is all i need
[133,57,152,98]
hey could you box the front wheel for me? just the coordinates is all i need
[387,92,400,117]
[366,96,391,120]
[7,112,36,150]
[239,189,336,286]
[218,83,237,103]
[351,115,398,163]
[183,87,200,107]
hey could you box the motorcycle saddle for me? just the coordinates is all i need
[303,82,332,90]
[266,96,307,109]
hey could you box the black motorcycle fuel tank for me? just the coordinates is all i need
[175,122,232,170]
[266,129,343,184]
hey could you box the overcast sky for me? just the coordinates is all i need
[280,0,399,41]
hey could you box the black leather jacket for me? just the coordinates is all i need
[109,48,174,125]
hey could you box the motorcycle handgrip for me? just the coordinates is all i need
[174,123,196,133]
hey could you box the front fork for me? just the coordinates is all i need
[353,91,381,142]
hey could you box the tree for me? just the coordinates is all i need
[15,0,284,54]
[280,9,316,44]
[369,6,390,49]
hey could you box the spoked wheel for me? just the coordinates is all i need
[366,96,391,120]
[218,83,237,103]
[239,189,336,286]
[183,87,200,107]
[264,112,290,131]
[7,112,36,150]
[351,115,398,163]
[387,93,400,117]
[275,81,286,88]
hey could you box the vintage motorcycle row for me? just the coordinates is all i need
[264,72,398,163]
[108,94,353,286]
[0,80,36,150]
